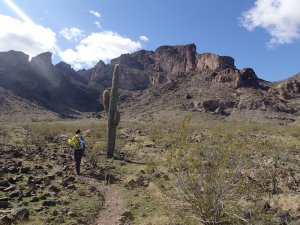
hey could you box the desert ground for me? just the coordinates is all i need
[0,109,300,225]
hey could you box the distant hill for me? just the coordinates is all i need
[0,44,299,123]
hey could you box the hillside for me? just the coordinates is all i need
[0,44,299,123]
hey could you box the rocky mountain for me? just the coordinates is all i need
[0,44,299,122]
[0,51,101,115]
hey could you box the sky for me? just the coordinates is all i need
[0,0,300,82]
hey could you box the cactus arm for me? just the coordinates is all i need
[103,90,110,113]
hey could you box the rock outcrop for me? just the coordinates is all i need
[0,51,101,115]
[0,50,29,69]
[274,79,300,100]
[153,44,196,74]
[85,44,239,90]
[206,67,258,88]
[196,53,235,71]
[30,52,53,72]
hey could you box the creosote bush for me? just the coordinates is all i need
[154,117,299,224]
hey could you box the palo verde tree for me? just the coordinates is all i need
[102,64,121,158]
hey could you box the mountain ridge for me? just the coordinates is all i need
[0,44,299,123]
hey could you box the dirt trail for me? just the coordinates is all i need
[79,175,126,225]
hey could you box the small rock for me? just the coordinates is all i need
[20,167,30,174]
[163,174,170,181]
[11,208,29,221]
[3,186,16,192]
[45,175,55,181]
[7,166,18,174]
[61,207,68,215]
[40,193,50,200]
[52,209,59,216]
[0,215,12,225]
[77,218,86,224]
[0,180,10,187]
[55,171,63,177]
[67,211,77,217]
[55,216,65,223]
[130,202,140,209]
[42,200,56,207]
[43,179,51,187]
[0,200,9,209]
[49,185,60,193]
[61,176,75,187]
[33,206,43,212]
[118,211,134,224]
[8,190,21,198]
[89,186,97,192]
[30,196,39,202]
[67,184,76,190]
[33,178,43,185]
[46,164,53,169]
[34,165,44,170]
[185,94,193,99]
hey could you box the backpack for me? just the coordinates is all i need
[78,136,86,149]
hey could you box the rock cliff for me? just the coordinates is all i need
[0,44,299,120]
[85,44,240,90]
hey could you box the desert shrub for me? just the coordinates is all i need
[161,117,282,224]
[86,140,106,168]
[0,128,9,150]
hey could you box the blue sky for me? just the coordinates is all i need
[0,0,299,82]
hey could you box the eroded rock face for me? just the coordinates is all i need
[240,68,258,87]
[153,44,197,74]
[89,61,113,87]
[30,52,53,71]
[274,79,300,100]
[205,67,258,88]
[196,53,235,71]
[87,44,240,90]
[0,50,29,69]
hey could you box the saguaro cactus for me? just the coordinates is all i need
[103,64,121,158]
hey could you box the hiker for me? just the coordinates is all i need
[68,129,86,175]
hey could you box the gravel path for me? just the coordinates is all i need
[79,176,126,225]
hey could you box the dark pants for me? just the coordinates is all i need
[74,148,85,175]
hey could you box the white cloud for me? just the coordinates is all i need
[4,0,32,23]
[60,27,85,41]
[240,0,300,47]
[88,10,101,18]
[59,31,142,69]
[0,14,57,56]
[139,35,149,42]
